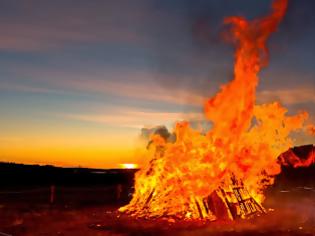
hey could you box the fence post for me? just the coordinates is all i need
[50,185,56,204]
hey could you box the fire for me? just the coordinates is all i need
[119,0,313,220]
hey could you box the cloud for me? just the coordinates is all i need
[64,77,206,107]
[0,137,24,144]
[0,82,63,94]
[0,22,143,52]
[3,64,315,110]
[1,65,208,107]
[257,87,315,105]
[61,108,203,129]
[0,0,153,52]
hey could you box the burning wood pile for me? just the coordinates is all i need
[121,171,265,221]
[119,0,314,221]
[207,175,266,220]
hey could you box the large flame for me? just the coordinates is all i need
[120,0,311,220]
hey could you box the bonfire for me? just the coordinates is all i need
[120,0,313,221]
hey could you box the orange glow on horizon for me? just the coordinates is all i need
[0,130,142,169]
[119,163,139,169]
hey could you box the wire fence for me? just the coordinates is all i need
[0,185,132,205]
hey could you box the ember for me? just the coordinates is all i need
[119,0,313,220]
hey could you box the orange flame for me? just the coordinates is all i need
[119,0,312,220]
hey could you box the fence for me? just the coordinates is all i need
[0,185,132,206]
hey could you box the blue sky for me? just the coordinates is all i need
[0,0,314,167]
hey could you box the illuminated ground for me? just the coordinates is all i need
[1,187,315,236]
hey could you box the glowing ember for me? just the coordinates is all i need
[119,163,139,169]
[119,0,313,220]
[279,146,315,168]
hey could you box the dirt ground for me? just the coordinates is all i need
[1,188,315,236]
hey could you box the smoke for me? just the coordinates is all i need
[307,125,315,136]
[139,118,212,147]
[140,125,176,145]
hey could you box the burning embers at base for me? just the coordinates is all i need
[119,0,314,221]
[173,175,266,220]
[207,175,266,220]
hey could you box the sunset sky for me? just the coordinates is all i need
[0,0,314,168]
